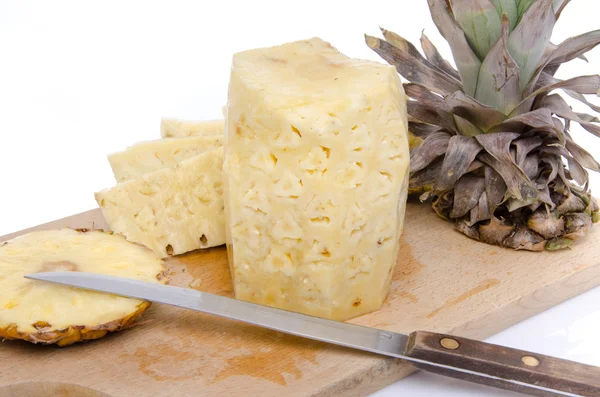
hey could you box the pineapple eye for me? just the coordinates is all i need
[199,235,208,247]
[290,125,302,138]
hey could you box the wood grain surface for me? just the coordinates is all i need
[2,200,600,397]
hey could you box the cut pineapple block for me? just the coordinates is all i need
[96,147,225,258]
[108,135,223,182]
[160,118,224,138]
[0,229,166,346]
[224,38,410,320]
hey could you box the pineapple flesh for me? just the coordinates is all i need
[160,118,224,138]
[108,135,223,182]
[96,147,225,258]
[367,0,600,251]
[0,229,166,346]
[224,38,410,320]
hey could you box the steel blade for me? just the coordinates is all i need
[25,271,408,358]
[24,271,583,396]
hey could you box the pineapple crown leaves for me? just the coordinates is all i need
[365,0,600,250]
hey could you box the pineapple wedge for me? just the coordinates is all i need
[0,229,166,346]
[160,118,224,138]
[96,147,225,258]
[108,135,223,182]
[224,38,410,320]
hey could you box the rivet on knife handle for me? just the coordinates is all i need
[406,331,600,397]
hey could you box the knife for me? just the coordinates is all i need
[26,272,600,397]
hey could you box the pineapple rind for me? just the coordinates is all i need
[0,229,167,346]
[0,301,151,347]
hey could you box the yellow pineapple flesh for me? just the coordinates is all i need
[160,118,224,138]
[0,229,167,346]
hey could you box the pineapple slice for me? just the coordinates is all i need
[0,229,166,346]
[224,38,410,320]
[96,147,225,258]
[160,118,224,138]
[108,135,223,182]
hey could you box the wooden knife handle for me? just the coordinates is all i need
[405,331,600,397]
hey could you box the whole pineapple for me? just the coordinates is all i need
[366,0,600,251]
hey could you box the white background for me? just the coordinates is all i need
[1,1,600,395]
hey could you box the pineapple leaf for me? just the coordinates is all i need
[475,131,520,153]
[512,73,600,119]
[539,94,600,137]
[451,175,486,218]
[428,0,482,96]
[379,28,434,68]
[408,101,458,133]
[380,27,465,84]
[508,0,555,91]
[513,137,543,168]
[365,34,462,95]
[542,42,589,75]
[490,0,518,30]
[575,120,600,140]
[468,160,487,173]
[539,156,560,186]
[538,94,578,121]
[410,131,452,173]
[469,191,493,225]
[420,32,461,80]
[410,157,443,190]
[553,0,570,19]
[567,139,600,172]
[477,147,537,202]
[527,74,600,100]
[409,122,442,138]
[522,155,540,181]
[555,164,571,195]
[517,0,536,18]
[484,166,508,212]
[506,196,541,212]
[475,15,521,115]
[566,155,589,186]
[451,0,503,61]
[454,115,485,137]
[492,108,564,142]
[434,135,482,192]
[552,117,565,132]
[543,63,562,77]
[575,113,600,123]
[542,30,600,68]
[404,83,451,112]
[525,29,600,89]
[445,91,508,131]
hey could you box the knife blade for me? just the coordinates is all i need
[25,271,600,397]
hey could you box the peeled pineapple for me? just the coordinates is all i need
[108,135,223,182]
[96,147,225,258]
[160,118,224,138]
[0,229,167,346]
[224,38,410,320]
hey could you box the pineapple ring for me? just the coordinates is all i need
[0,228,167,346]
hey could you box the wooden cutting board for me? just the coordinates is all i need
[2,201,600,397]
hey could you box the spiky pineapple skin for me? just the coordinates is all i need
[0,301,151,347]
